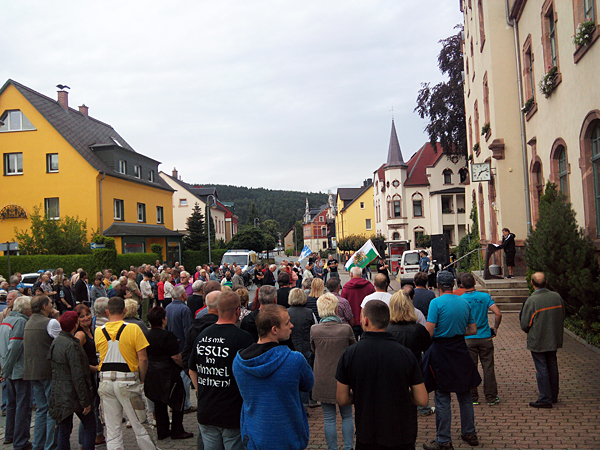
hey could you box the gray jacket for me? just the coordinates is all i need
[520,288,565,352]
[0,311,30,379]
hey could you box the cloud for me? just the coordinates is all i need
[1,0,462,191]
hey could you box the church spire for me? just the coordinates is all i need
[385,119,407,168]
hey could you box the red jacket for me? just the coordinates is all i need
[340,277,375,322]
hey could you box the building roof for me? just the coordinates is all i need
[160,173,226,212]
[385,120,407,168]
[375,163,385,181]
[104,222,183,237]
[404,142,445,186]
[429,187,466,195]
[337,188,364,202]
[1,79,173,192]
[340,179,373,213]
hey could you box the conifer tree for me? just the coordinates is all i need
[525,182,600,329]
[183,203,205,251]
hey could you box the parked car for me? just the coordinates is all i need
[21,272,42,289]
[396,250,422,285]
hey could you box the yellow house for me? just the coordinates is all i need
[0,79,182,262]
[336,180,375,241]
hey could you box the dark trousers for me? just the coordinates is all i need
[466,338,498,402]
[352,325,363,342]
[57,410,96,450]
[154,400,184,439]
[531,351,559,404]
[356,441,415,450]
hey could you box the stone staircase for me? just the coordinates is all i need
[472,271,530,312]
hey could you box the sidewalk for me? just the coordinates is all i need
[2,274,599,449]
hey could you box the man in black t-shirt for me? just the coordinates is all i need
[188,291,254,449]
[336,300,428,450]
[327,254,339,280]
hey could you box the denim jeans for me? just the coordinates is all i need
[434,389,476,444]
[321,403,353,450]
[181,370,192,410]
[198,424,244,450]
[531,351,559,404]
[57,410,96,450]
[6,378,32,448]
[32,379,58,450]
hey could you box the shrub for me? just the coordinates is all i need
[115,254,161,273]
[150,244,163,260]
[525,182,600,329]
[454,197,482,272]
[285,249,294,257]
[0,254,94,278]
[182,247,228,269]
[91,249,117,274]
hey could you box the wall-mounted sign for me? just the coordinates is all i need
[0,205,27,220]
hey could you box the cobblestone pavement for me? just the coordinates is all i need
[2,273,599,449]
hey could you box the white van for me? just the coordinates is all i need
[396,250,423,285]
[220,249,258,274]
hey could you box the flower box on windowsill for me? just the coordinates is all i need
[539,66,562,98]
[574,21,599,63]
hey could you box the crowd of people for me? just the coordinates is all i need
[0,255,565,450]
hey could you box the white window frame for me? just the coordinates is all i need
[0,110,36,132]
[365,219,372,230]
[46,153,59,173]
[114,199,124,221]
[133,165,141,179]
[118,160,127,174]
[4,152,23,175]
[148,170,155,182]
[44,197,60,220]
[179,198,188,207]
[137,203,146,223]
[156,206,164,224]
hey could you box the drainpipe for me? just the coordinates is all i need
[506,0,533,234]
[99,171,106,234]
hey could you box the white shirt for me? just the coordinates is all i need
[48,318,61,338]
[414,308,427,327]
[361,291,393,309]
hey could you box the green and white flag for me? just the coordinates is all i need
[345,239,380,270]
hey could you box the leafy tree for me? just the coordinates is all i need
[227,226,274,253]
[415,24,467,157]
[261,219,280,243]
[183,203,205,251]
[246,202,261,226]
[337,234,368,252]
[14,205,91,255]
[416,233,432,249]
[525,182,600,329]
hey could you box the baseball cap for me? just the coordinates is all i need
[436,270,455,287]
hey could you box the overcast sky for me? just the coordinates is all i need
[2,1,462,193]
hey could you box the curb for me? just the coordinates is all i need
[564,327,600,356]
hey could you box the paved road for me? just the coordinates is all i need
[3,267,599,449]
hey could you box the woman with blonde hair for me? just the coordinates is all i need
[310,293,355,450]
[235,288,251,323]
[307,278,325,322]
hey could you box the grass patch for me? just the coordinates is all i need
[564,316,600,348]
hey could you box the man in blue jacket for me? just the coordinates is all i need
[233,304,313,450]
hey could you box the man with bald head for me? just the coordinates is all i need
[189,291,253,449]
[520,272,565,408]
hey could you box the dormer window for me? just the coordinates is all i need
[0,110,36,132]
[118,160,127,174]
[111,136,123,147]
[148,170,155,182]
[133,165,141,179]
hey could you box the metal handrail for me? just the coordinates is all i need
[442,246,484,271]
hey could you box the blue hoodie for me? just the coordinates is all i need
[233,345,314,450]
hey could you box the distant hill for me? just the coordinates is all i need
[206,184,328,232]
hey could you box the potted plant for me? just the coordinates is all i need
[457,207,466,213]
[522,97,535,113]
[573,18,596,46]
[473,142,480,153]
[481,122,490,136]
[539,65,558,98]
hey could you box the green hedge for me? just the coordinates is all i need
[115,253,161,273]
[182,248,228,270]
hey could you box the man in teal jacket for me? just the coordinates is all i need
[520,272,565,408]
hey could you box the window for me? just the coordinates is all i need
[442,196,453,213]
[4,153,23,175]
[319,216,324,222]
[443,169,453,184]
[321,226,327,236]
[111,136,124,147]
[468,117,473,151]
[477,0,485,50]
[137,203,146,222]
[118,160,127,174]
[392,232,400,240]
[46,153,59,173]
[413,199,423,217]
[393,201,401,218]
[584,0,595,19]
[474,100,480,154]
[592,124,600,235]
[148,170,155,182]
[360,202,365,209]
[415,230,424,245]
[133,165,141,179]
[0,110,35,132]
[542,1,559,70]
[558,147,569,196]
[459,167,469,183]
[523,35,535,103]
[114,199,124,220]
[483,72,490,132]
[44,198,59,220]
[365,219,372,230]
[156,206,164,224]
[179,199,187,207]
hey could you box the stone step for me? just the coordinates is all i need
[479,287,530,297]
[492,296,527,304]
[496,303,523,312]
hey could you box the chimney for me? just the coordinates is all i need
[367,178,372,185]
[172,168,178,179]
[57,90,68,109]
[79,104,89,117]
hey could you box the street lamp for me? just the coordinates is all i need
[254,217,260,228]
[206,195,216,264]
